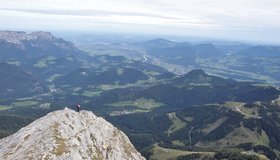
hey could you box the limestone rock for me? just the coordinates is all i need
[0,108,145,160]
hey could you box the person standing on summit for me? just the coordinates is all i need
[76,104,81,112]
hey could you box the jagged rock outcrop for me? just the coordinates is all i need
[0,31,55,44]
[0,31,82,57]
[0,108,145,160]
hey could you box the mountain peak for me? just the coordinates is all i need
[0,108,145,160]
[30,31,54,40]
[185,69,207,77]
[0,30,55,44]
[173,69,236,86]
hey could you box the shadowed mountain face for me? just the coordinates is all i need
[0,31,83,58]
[194,44,225,58]
[0,31,92,79]
[0,63,47,98]
[99,70,279,108]
[172,69,236,86]
[237,46,280,57]
[54,67,149,86]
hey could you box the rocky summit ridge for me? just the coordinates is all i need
[0,31,55,44]
[0,108,145,160]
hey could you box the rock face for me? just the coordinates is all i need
[0,31,82,58]
[0,108,145,160]
[0,31,55,44]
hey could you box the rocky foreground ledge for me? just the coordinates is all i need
[0,108,145,160]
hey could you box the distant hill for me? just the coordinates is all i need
[172,69,235,86]
[134,38,178,49]
[213,43,251,54]
[101,69,279,107]
[147,45,197,65]
[238,46,280,57]
[135,39,227,66]
[194,43,225,58]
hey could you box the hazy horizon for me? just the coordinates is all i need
[1,0,280,44]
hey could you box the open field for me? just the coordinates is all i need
[0,105,12,111]
[108,98,164,110]
[151,144,214,160]
[196,126,270,148]
[166,112,187,136]
[202,117,228,134]
[33,56,57,68]
[12,101,38,107]
[172,140,185,146]
[224,101,261,119]
[81,91,102,97]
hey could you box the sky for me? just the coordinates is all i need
[1,0,280,43]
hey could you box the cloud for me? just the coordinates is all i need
[0,8,173,19]
[0,7,218,27]
[0,0,280,43]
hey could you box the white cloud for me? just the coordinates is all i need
[0,0,280,43]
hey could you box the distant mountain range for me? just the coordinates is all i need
[72,35,280,85]
[136,38,280,58]
[0,31,280,160]
[0,31,85,58]
[237,45,280,57]
[131,38,280,85]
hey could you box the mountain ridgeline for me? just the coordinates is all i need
[75,36,280,85]
[0,31,280,160]
[132,38,280,85]
[0,31,83,58]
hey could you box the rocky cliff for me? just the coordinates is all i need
[0,31,55,44]
[0,108,145,160]
[0,31,80,56]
